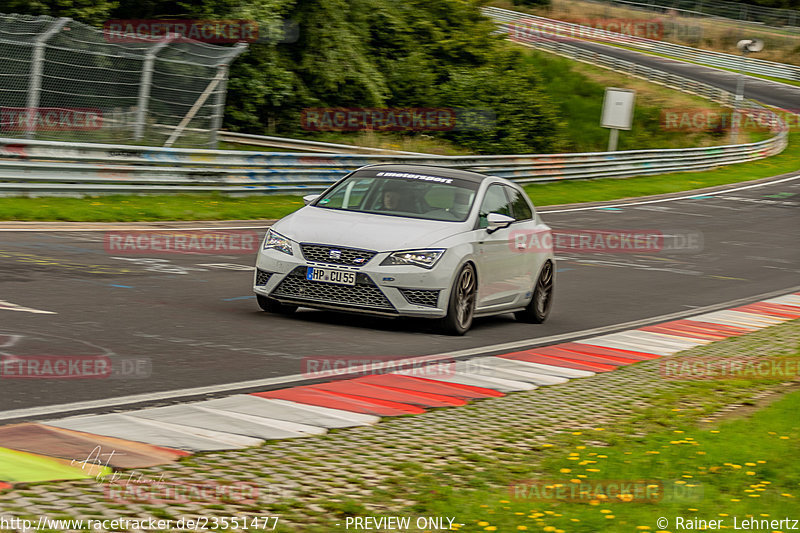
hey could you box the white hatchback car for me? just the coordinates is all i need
[254,164,554,335]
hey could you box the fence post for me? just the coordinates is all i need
[208,65,230,149]
[162,68,226,148]
[206,43,246,148]
[134,38,172,142]
[25,17,70,139]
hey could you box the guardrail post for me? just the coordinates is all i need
[134,38,173,142]
[25,17,70,139]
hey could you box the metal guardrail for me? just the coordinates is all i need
[218,131,429,155]
[0,119,786,196]
[484,6,800,82]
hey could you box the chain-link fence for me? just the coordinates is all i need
[0,14,247,147]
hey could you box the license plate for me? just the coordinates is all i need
[306,267,356,286]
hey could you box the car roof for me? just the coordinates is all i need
[356,164,490,184]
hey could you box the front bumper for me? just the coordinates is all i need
[253,246,458,318]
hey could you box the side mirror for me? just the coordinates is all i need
[303,194,321,206]
[486,212,514,233]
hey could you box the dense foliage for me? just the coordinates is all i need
[7,0,566,154]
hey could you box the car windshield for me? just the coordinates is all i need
[314,169,479,222]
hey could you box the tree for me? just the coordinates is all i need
[2,0,119,25]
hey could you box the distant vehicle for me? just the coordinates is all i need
[253,164,554,335]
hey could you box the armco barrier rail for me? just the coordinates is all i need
[484,6,800,82]
[0,5,789,197]
[218,131,427,155]
[0,116,786,196]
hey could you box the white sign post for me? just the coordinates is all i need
[730,39,764,144]
[601,88,635,151]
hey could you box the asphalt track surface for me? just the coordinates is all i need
[531,37,800,111]
[0,174,798,420]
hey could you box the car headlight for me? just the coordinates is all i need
[381,249,445,269]
[263,229,294,256]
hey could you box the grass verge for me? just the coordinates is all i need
[404,387,800,532]
[0,195,305,222]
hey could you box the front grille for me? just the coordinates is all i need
[255,269,273,286]
[272,267,394,311]
[399,289,440,308]
[300,244,377,266]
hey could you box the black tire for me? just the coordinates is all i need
[439,263,477,336]
[515,260,554,324]
[256,294,297,314]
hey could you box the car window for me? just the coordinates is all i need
[478,184,513,229]
[318,178,371,209]
[506,186,533,221]
[315,170,480,222]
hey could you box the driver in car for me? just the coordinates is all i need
[383,188,402,211]
[379,182,417,212]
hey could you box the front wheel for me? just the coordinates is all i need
[515,261,554,324]
[257,294,297,315]
[439,263,477,336]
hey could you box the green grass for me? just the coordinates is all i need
[0,194,305,222]
[409,388,800,532]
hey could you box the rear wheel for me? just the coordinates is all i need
[439,263,477,336]
[257,294,297,315]
[515,261,554,324]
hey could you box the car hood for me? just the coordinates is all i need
[273,207,468,251]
